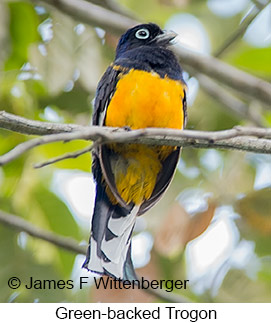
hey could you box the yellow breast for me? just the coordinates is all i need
[105,69,185,130]
[104,68,185,205]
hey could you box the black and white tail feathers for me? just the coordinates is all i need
[82,163,138,281]
[83,148,181,280]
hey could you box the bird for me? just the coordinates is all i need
[83,23,187,280]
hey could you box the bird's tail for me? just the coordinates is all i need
[83,182,138,281]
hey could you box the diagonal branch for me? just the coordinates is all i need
[38,0,271,106]
[0,209,86,254]
[196,74,264,127]
[175,46,271,107]
[37,0,138,34]
[214,1,270,57]
[0,209,190,303]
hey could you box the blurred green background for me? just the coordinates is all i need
[0,0,271,303]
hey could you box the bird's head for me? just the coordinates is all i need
[116,23,177,58]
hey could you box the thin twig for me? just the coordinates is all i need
[251,0,271,10]
[0,209,189,303]
[34,144,94,168]
[213,2,270,57]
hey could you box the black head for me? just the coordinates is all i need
[116,23,177,59]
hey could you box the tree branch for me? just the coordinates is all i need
[0,209,86,254]
[0,209,190,303]
[79,0,138,19]
[175,46,271,107]
[251,0,271,10]
[33,144,94,168]
[37,0,271,107]
[213,1,270,57]
[197,74,264,127]
[1,111,271,167]
[37,0,138,35]
[0,110,85,135]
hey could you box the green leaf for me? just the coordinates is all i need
[0,225,76,302]
[264,111,271,127]
[29,11,75,95]
[0,2,9,67]
[227,47,271,78]
[39,83,93,114]
[0,133,29,198]
[258,257,271,284]
[33,186,80,239]
[5,2,39,70]
[32,185,80,277]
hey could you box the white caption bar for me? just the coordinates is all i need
[0,303,268,322]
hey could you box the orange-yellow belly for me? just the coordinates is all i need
[105,69,185,129]
[104,69,185,205]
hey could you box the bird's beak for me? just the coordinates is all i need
[154,30,178,45]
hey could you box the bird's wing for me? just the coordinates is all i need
[92,65,122,126]
[92,65,133,210]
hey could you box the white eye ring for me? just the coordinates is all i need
[135,28,150,40]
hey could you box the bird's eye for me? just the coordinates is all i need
[135,28,150,40]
